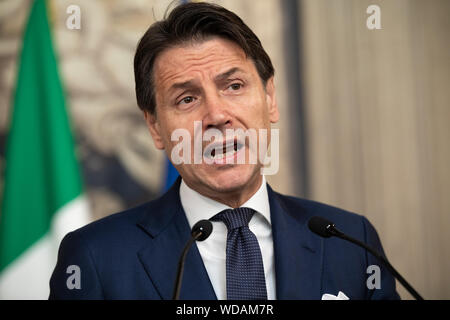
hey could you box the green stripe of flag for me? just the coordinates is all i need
[0,0,82,271]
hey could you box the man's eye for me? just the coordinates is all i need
[228,83,242,91]
[178,96,195,105]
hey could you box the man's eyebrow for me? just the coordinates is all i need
[169,67,243,92]
[170,80,196,91]
[214,67,244,82]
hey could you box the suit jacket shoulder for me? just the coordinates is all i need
[268,188,400,300]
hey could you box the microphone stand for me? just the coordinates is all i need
[328,225,424,300]
[172,220,213,300]
[172,230,202,300]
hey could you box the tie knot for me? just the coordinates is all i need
[211,207,255,230]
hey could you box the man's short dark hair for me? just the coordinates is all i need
[134,1,275,115]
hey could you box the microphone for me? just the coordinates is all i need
[172,219,213,300]
[308,216,424,300]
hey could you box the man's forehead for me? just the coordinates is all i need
[153,38,251,86]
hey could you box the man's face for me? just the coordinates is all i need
[144,37,279,199]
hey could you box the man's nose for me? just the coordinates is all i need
[203,93,232,130]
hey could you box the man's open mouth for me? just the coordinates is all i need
[203,138,245,161]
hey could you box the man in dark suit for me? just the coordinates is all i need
[49,2,399,300]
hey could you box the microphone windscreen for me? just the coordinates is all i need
[308,216,335,238]
[192,220,213,241]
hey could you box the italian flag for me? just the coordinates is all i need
[0,0,91,299]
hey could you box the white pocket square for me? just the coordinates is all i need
[321,291,349,300]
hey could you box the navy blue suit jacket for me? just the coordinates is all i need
[49,178,400,299]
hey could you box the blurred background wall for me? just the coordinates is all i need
[0,0,449,299]
[299,0,450,299]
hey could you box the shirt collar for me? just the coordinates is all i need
[180,176,271,228]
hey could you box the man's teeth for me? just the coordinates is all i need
[204,141,243,160]
[209,148,237,160]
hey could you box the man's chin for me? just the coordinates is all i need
[199,164,261,193]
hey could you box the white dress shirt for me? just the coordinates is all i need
[179,176,276,300]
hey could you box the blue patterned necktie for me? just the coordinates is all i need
[211,207,267,300]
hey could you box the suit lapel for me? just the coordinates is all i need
[268,186,324,299]
[137,178,217,300]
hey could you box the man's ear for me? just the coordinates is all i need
[143,110,165,150]
[265,77,279,123]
